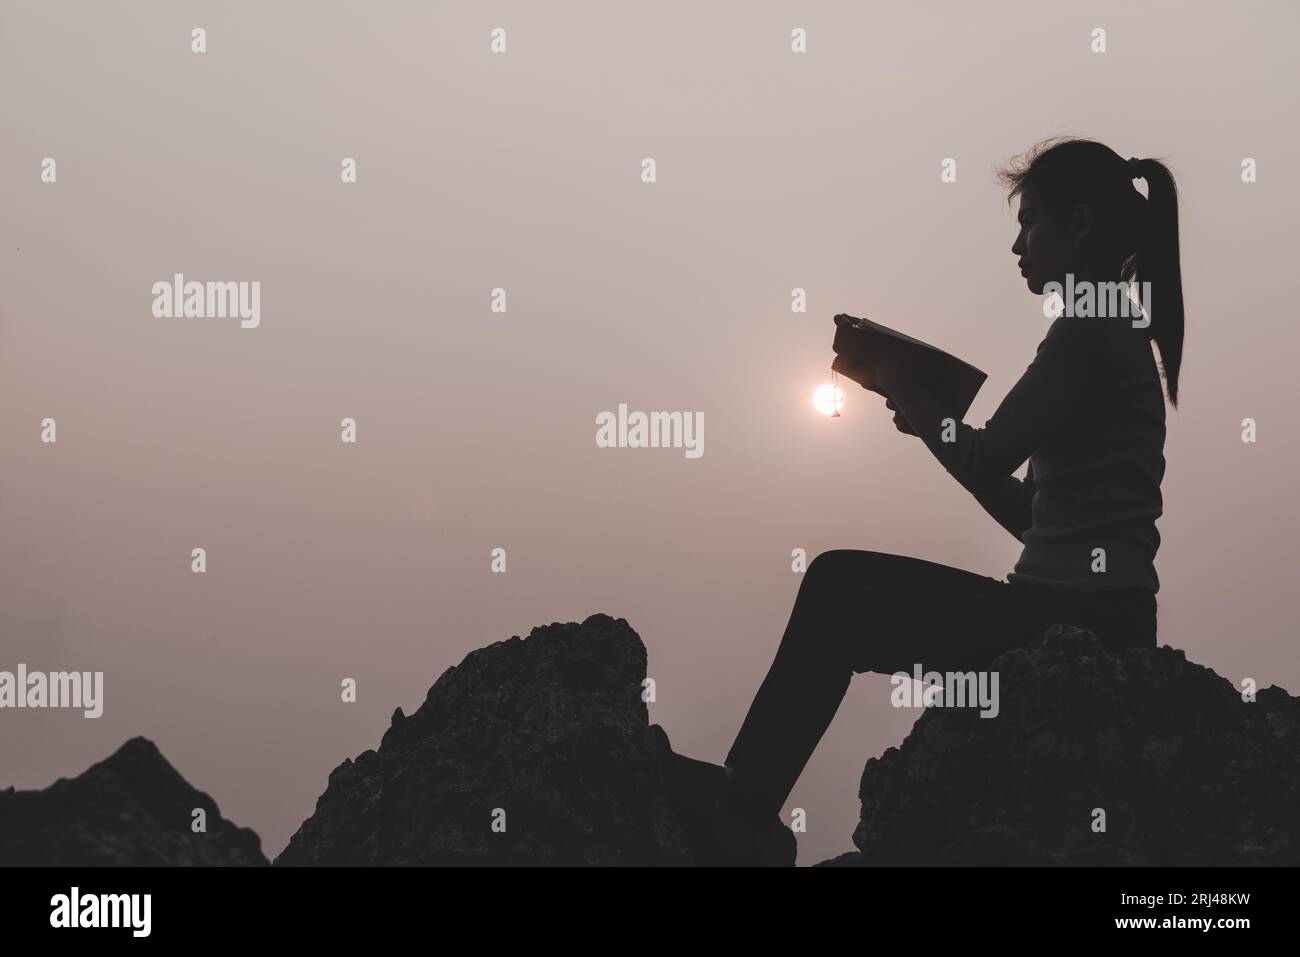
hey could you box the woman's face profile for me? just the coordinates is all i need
[1011,187,1079,296]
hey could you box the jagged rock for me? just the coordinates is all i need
[0,736,268,866]
[277,613,717,865]
[821,625,1300,866]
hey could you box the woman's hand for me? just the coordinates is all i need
[871,365,918,435]
[884,395,917,435]
[830,348,919,435]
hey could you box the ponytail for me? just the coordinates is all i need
[1129,157,1185,407]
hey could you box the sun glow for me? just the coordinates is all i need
[814,383,845,417]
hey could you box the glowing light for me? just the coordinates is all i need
[814,383,845,416]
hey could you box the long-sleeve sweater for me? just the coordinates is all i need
[923,315,1166,593]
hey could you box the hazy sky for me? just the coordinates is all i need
[2,0,1297,866]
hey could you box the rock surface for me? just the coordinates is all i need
[821,625,1300,866]
[276,613,719,865]
[13,618,1292,867]
[0,736,268,866]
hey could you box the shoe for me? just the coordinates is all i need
[648,724,797,866]
[649,724,730,864]
[710,776,797,867]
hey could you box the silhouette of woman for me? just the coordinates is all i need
[715,138,1185,863]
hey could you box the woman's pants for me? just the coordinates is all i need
[723,550,1158,819]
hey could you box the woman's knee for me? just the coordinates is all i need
[804,549,898,590]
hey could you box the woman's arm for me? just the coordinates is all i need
[971,465,1036,540]
[885,385,1036,538]
[875,316,1098,509]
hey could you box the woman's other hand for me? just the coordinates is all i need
[829,349,920,436]
[874,365,920,435]
[884,396,917,435]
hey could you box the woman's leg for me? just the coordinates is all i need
[723,550,1043,820]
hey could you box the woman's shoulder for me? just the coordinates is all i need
[1037,316,1112,364]
[1042,315,1154,357]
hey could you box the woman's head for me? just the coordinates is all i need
[999,137,1185,406]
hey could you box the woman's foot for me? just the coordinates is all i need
[710,766,797,866]
[650,725,731,863]
[650,725,795,866]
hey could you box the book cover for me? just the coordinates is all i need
[831,313,988,420]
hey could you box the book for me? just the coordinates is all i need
[831,313,987,420]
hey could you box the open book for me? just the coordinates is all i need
[831,313,987,420]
